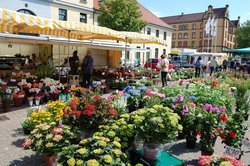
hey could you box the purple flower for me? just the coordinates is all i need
[212,106,219,113]
[181,105,189,116]
[175,94,184,102]
[204,103,212,111]
[220,106,225,112]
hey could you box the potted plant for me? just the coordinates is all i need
[198,155,245,166]
[13,91,25,107]
[35,94,42,106]
[131,105,182,161]
[22,123,74,166]
[27,96,34,107]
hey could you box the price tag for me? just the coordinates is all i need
[242,138,250,149]
[223,145,241,159]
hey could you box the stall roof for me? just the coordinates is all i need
[223,47,250,54]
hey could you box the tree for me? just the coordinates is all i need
[235,20,250,48]
[98,0,147,32]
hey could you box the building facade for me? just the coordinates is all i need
[161,5,240,53]
[93,0,174,65]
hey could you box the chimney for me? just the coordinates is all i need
[226,4,229,8]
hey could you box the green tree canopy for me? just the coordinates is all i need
[235,20,250,48]
[97,0,147,32]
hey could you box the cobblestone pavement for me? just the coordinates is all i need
[0,106,249,166]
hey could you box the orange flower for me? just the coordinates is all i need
[212,81,218,87]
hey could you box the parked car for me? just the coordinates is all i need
[144,58,161,71]
[144,58,175,71]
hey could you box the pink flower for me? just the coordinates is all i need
[198,156,212,166]
[21,138,32,148]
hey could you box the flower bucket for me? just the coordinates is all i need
[35,99,40,106]
[143,144,161,161]
[2,100,11,113]
[44,155,57,166]
[28,100,33,107]
[186,136,197,149]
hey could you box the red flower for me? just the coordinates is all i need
[109,109,118,116]
[84,104,95,111]
[179,80,183,85]
[229,131,236,138]
[211,134,216,139]
[82,109,94,116]
[220,114,228,122]
[74,111,81,116]
[196,130,201,136]
[92,95,102,100]
[220,134,226,140]
[212,81,218,87]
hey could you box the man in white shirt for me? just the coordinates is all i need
[160,54,169,87]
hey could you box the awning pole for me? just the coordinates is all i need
[67,30,70,84]
[124,37,127,71]
[58,45,61,81]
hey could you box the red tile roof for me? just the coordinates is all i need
[93,0,173,29]
[160,7,227,24]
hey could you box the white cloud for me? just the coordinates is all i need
[152,11,162,17]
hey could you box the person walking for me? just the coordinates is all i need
[209,56,218,76]
[194,56,203,78]
[81,50,94,88]
[222,59,228,71]
[160,54,169,87]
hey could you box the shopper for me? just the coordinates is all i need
[160,54,169,87]
[194,56,203,78]
[69,50,79,75]
[222,59,228,71]
[82,50,94,88]
[209,57,218,76]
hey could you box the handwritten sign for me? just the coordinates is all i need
[223,145,241,159]
[242,139,250,149]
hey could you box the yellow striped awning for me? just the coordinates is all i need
[121,31,168,45]
[0,8,124,41]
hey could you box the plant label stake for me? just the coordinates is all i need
[223,145,241,159]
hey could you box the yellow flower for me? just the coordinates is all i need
[45,142,53,148]
[87,159,100,166]
[93,148,102,154]
[77,148,87,155]
[114,137,121,142]
[98,141,107,147]
[178,124,183,130]
[107,131,116,137]
[76,160,83,166]
[103,154,112,163]
[112,141,121,148]
[67,158,76,166]
[80,139,88,145]
[136,164,143,166]
[112,149,122,155]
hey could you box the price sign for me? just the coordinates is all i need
[223,145,241,159]
[242,138,250,149]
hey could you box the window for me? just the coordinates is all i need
[178,41,182,47]
[147,27,151,35]
[192,41,195,47]
[156,30,159,37]
[199,40,202,46]
[185,24,188,30]
[59,8,67,21]
[17,9,36,15]
[192,24,196,30]
[204,40,208,47]
[155,48,159,58]
[172,33,176,39]
[192,32,196,39]
[179,25,182,30]
[80,13,87,23]
[184,33,188,39]
[209,40,212,47]
[136,46,141,59]
[200,23,203,29]
[178,33,182,39]
[183,41,188,47]
[164,32,167,40]
[172,41,176,48]
[173,25,176,29]
[146,47,150,59]
[163,49,166,55]
[126,51,130,60]
[203,49,207,52]
[200,32,203,38]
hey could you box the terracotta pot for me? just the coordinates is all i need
[44,155,57,166]
[186,136,197,149]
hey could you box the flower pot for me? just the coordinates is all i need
[13,98,23,107]
[143,144,161,161]
[186,136,197,149]
[35,99,40,106]
[44,155,57,166]
[23,127,31,135]
[201,149,214,156]
[28,100,33,107]
[2,100,11,113]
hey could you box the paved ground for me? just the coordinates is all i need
[0,105,249,166]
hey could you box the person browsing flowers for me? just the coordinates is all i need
[160,54,169,87]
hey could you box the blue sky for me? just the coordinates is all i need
[138,0,250,24]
